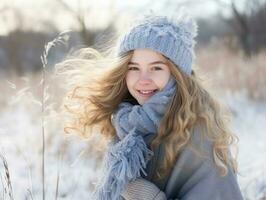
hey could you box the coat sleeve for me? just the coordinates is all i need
[164,131,244,200]
[121,177,167,200]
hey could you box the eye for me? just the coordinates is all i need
[128,66,139,71]
[152,66,163,70]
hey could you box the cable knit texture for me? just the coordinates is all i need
[92,78,176,200]
[116,10,198,75]
[121,177,167,200]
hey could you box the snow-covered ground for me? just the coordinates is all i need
[0,88,102,199]
[223,92,266,199]
[0,90,265,199]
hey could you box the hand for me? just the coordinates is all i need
[121,177,167,200]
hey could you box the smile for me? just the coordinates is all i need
[137,90,158,96]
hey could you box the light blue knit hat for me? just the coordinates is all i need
[117,11,198,75]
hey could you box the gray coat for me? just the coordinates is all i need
[138,125,244,200]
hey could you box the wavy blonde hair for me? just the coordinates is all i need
[57,47,238,180]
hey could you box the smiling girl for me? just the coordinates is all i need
[126,49,171,105]
[58,11,243,200]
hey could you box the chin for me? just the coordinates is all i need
[132,94,151,105]
[136,98,149,105]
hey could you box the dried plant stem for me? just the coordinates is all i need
[40,30,71,200]
[27,189,34,200]
[41,68,46,200]
[1,174,5,200]
[54,151,62,200]
[40,45,47,200]
[0,154,14,200]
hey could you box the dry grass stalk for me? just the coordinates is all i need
[26,189,34,200]
[0,154,14,200]
[54,151,63,200]
[40,30,72,200]
[196,44,266,101]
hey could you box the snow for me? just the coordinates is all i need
[0,89,265,199]
[0,93,101,199]
[223,92,266,199]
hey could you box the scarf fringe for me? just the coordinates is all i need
[92,130,154,200]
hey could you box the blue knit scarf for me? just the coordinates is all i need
[92,77,176,200]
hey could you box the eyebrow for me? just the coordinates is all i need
[128,61,167,65]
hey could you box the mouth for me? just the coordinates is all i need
[137,89,158,97]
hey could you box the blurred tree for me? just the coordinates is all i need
[55,0,116,47]
[216,0,266,56]
[0,0,117,76]
[0,6,24,75]
[153,0,266,56]
[0,5,57,76]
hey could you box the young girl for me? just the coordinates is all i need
[59,11,243,200]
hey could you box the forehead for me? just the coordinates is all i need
[130,48,168,63]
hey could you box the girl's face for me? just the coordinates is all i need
[126,48,171,105]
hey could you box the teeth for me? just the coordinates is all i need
[139,90,155,94]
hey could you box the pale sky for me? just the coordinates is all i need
[0,0,239,35]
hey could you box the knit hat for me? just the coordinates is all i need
[116,11,198,75]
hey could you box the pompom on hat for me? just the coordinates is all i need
[116,9,198,75]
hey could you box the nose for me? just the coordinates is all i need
[138,71,152,85]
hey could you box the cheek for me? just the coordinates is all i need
[154,72,171,89]
[125,72,136,89]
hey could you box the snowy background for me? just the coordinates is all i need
[0,47,266,200]
[0,0,266,199]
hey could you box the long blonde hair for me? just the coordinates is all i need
[57,47,238,180]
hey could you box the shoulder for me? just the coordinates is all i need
[171,124,215,178]
[165,124,243,199]
[186,124,214,162]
